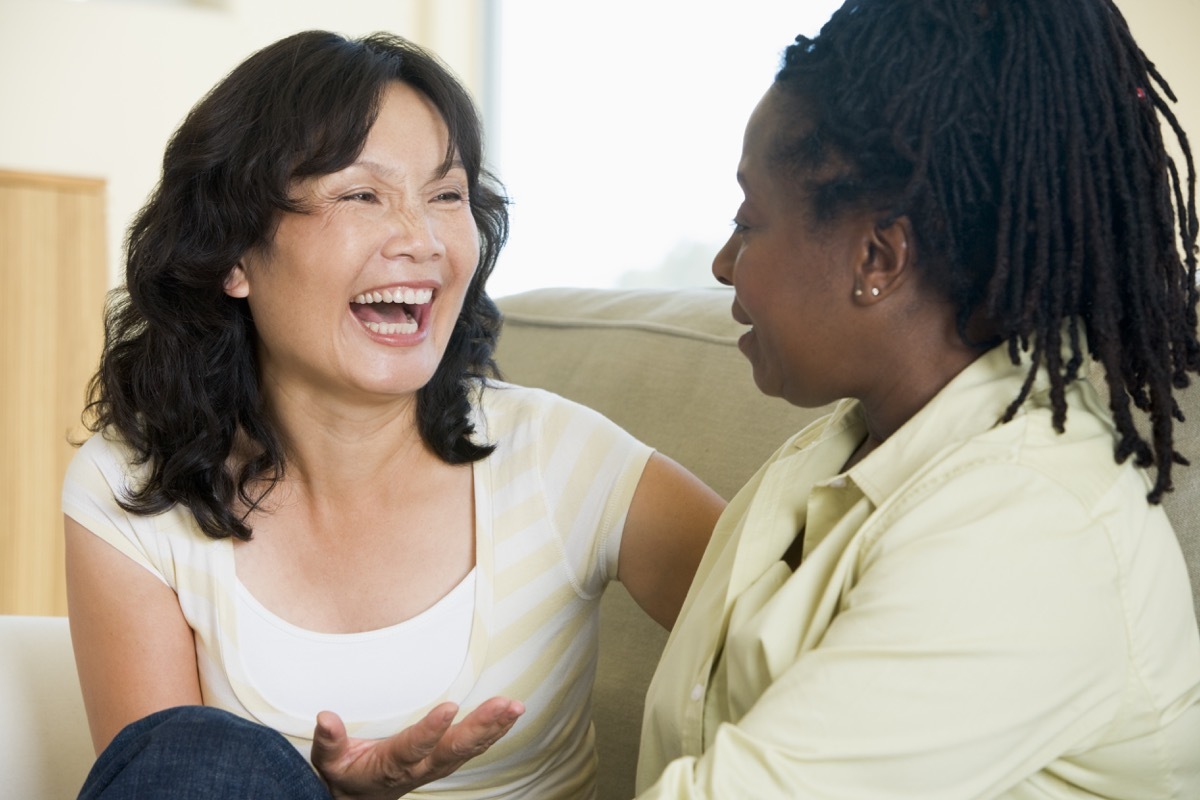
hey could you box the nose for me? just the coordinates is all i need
[382,202,445,262]
[712,233,737,286]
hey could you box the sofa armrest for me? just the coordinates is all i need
[0,615,93,798]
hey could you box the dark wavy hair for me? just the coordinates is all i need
[774,0,1198,502]
[86,31,509,540]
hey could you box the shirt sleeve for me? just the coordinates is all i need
[638,462,1146,799]
[529,389,654,597]
[62,433,172,587]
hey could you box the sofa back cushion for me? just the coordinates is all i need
[494,287,828,499]
[496,286,1200,623]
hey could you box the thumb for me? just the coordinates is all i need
[311,710,349,769]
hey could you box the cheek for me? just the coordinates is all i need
[462,235,482,271]
[738,250,788,310]
[448,218,482,274]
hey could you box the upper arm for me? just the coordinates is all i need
[65,514,202,754]
[617,453,725,629]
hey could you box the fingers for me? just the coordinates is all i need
[384,701,458,757]
[311,697,525,799]
[373,697,524,785]
[431,697,525,766]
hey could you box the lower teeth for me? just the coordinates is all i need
[365,320,417,335]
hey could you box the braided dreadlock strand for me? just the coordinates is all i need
[772,0,1199,503]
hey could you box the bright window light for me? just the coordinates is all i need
[486,0,844,297]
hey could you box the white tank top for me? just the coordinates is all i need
[234,568,476,721]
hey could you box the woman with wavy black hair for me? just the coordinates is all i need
[637,0,1200,796]
[64,30,722,799]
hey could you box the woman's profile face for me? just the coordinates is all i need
[224,81,480,405]
[712,86,874,408]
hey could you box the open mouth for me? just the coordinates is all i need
[350,287,433,336]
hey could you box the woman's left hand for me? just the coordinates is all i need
[311,697,525,799]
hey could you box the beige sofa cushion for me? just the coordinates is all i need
[497,286,1200,622]
[0,615,93,797]
[495,287,827,500]
[1147,395,1200,622]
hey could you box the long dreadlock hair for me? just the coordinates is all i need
[774,0,1199,502]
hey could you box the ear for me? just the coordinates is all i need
[223,263,250,299]
[851,216,915,303]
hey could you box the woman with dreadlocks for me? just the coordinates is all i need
[635,0,1200,796]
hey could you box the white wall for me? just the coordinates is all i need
[1120,0,1200,212]
[487,0,847,297]
[1,0,1197,291]
[0,0,485,286]
[487,0,1200,297]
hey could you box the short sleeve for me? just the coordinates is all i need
[483,384,653,597]
[62,433,172,587]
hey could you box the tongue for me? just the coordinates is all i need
[351,302,414,325]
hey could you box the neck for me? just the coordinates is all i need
[261,380,434,502]
[854,307,986,453]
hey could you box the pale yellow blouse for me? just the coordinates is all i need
[637,344,1200,799]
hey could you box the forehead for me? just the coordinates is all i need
[741,86,848,210]
[745,86,816,164]
[739,87,812,195]
[740,88,780,171]
[339,82,461,186]
[369,83,449,144]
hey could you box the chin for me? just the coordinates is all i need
[750,370,784,401]
[352,369,438,400]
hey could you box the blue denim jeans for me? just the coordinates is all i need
[78,706,333,799]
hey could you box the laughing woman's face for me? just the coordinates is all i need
[224,81,480,406]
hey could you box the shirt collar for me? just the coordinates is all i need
[846,339,1092,506]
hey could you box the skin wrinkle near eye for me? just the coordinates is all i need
[299,160,470,218]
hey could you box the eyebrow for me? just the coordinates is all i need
[351,158,467,182]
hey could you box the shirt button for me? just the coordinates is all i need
[829,477,847,489]
[690,683,704,702]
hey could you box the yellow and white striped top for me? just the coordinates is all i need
[63,381,653,799]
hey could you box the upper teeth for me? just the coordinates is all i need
[354,288,433,305]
